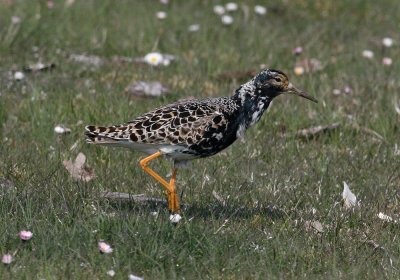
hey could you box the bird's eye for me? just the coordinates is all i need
[274,77,282,82]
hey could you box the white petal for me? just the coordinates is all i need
[382,37,393,47]
[11,16,21,24]
[156,11,167,19]
[54,125,71,134]
[395,103,400,115]
[333,89,341,95]
[377,212,393,222]
[107,270,116,277]
[254,5,267,15]
[169,213,182,223]
[221,15,233,25]
[225,2,238,11]
[362,50,374,59]
[342,181,357,209]
[128,274,144,280]
[14,71,24,80]
[188,24,200,32]
[213,5,225,15]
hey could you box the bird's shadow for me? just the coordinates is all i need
[103,197,285,221]
[184,203,285,220]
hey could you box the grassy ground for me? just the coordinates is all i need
[1,0,400,279]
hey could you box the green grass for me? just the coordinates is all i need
[1,0,400,279]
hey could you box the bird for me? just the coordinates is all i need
[85,69,317,213]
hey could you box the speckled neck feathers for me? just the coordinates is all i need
[231,80,272,137]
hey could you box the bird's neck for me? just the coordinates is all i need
[231,81,273,137]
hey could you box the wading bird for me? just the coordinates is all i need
[85,69,317,213]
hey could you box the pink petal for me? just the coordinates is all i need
[19,230,33,241]
[2,254,12,264]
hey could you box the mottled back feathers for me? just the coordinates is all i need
[85,97,241,158]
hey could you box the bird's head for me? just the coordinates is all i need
[252,69,318,103]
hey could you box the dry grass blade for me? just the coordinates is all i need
[295,123,340,140]
[101,192,166,203]
[63,153,96,182]
[23,63,55,72]
[70,54,105,67]
[351,123,388,144]
[212,190,226,206]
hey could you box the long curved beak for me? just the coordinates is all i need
[287,83,318,103]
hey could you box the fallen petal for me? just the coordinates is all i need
[128,274,144,280]
[188,24,200,32]
[382,37,393,47]
[342,181,357,209]
[362,50,374,59]
[377,212,394,223]
[254,5,267,15]
[395,101,400,115]
[1,254,12,264]
[19,230,33,241]
[343,86,353,94]
[63,153,96,182]
[221,15,234,25]
[156,11,167,20]
[382,57,392,66]
[98,241,113,254]
[54,125,71,134]
[213,5,225,15]
[107,270,116,277]
[169,213,182,224]
[14,71,25,80]
[225,2,238,11]
[292,46,303,55]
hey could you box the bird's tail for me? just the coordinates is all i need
[84,125,122,145]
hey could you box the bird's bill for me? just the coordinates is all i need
[286,83,318,103]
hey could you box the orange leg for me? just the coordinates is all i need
[168,168,179,212]
[139,152,180,213]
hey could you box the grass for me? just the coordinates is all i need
[1,0,400,278]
